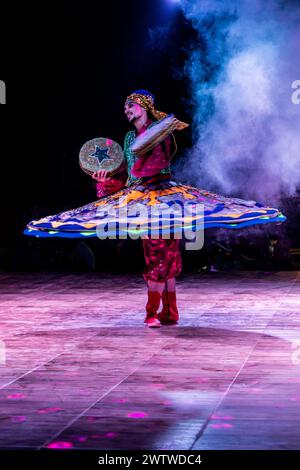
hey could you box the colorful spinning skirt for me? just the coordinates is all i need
[24,180,286,239]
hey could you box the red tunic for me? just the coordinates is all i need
[131,119,171,178]
[95,120,181,283]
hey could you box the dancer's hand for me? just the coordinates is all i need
[92,170,108,182]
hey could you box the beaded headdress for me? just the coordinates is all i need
[125,89,189,130]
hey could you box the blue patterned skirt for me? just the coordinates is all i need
[24,179,286,239]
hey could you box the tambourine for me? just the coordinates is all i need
[130,114,188,156]
[79,138,124,177]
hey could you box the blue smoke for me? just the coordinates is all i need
[174,0,300,203]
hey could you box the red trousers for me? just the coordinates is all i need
[142,238,182,283]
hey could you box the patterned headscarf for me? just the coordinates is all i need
[125,89,189,130]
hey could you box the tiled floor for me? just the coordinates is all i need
[0,271,299,449]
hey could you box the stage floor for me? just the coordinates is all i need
[0,271,299,450]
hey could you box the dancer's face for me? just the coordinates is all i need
[124,101,146,123]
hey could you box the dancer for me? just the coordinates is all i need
[24,90,286,328]
[92,90,184,327]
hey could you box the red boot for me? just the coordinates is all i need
[144,291,161,328]
[157,290,179,324]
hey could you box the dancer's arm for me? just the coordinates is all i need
[92,164,127,198]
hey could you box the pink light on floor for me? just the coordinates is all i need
[127,411,148,418]
[47,441,73,449]
[7,393,25,399]
[37,407,63,414]
[211,423,233,429]
[150,384,165,389]
[210,424,222,429]
[11,416,26,422]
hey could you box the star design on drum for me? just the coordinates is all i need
[90,145,110,163]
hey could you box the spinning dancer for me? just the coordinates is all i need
[92,90,185,328]
[24,90,286,328]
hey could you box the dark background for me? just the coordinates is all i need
[1,0,299,274]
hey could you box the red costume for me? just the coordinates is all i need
[95,117,181,327]
[24,90,285,327]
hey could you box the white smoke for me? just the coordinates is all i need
[175,0,300,204]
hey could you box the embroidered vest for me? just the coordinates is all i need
[123,123,171,187]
